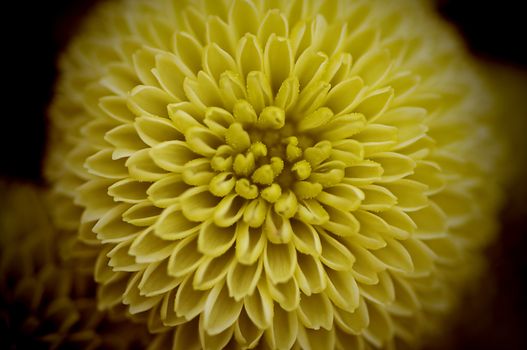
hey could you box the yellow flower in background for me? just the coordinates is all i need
[0,182,152,349]
[44,0,505,349]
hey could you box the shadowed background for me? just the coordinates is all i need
[1,1,526,349]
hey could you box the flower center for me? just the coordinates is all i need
[205,99,346,224]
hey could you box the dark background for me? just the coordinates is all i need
[1,1,526,349]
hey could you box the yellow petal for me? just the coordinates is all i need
[138,259,183,297]
[107,240,141,272]
[108,178,150,203]
[207,15,235,55]
[135,115,183,147]
[318,229,355,271]
[130,228,176,263]
[159,290,186,327]
[229,0,259,38]
[264,242,296,284]
[297,292,333,330]
[298,326,336,350]
[93,204,140,243]
[321,206,360,237]
[168,233,203,277]
[355,86,394,121]
[203,43,237,82]
[185,126,224,157]
[235,223,266,265]
[244,282,274,329]
[324,77,364,114]
[267,277,300,311]
[175,274,208,320]
[295,199,329,225]
[123,272,163,314]
[359,184,397,212]
[373,238,414,273]
[193,249,234,290]
[290,219,322,256]
[236,33,263,79]
[316,183,364,212]
[264,34,293,93]
[383,179,428,211]
[154,52,194,101]
[127,85,174,118]
[203,283,243,335]
[147,174,191,208]
[213,194,248,227]
[199,317,234,350]
[257,9,288,44]
[184,72,222,111]
[325,269,359,312]
[180,186,221,222]
[85,148,128,179]
[126,148,168,181]
[359,270,395,305]
[295,253,327,295]
[150,140,199,172]
[334,298,370,335]
[173,31,203,74]
[198,220,236,257]
[104,123,146,159]
[173,318,202,350]
[155,203,201,240]
[264,305,297,350]
[227,259,263,301]
[234,308,264,349]
[362,302,394,348]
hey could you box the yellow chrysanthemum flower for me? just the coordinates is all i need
[45,0,505,349]
[0,182,151,349]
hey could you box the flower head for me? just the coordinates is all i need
[45,0,505,348]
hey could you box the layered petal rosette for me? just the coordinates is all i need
[0,183,151,349]
[45,0,505,349]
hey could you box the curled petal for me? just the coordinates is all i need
[264,242,296,284]
[235,223,266,265]
[175,274,208,320]
[193,249,234,290]
[138,259,183,297]
[297,292,333,330]
[155,204,201,240]
[244,282,274,329]
[227,259,263,301]
[180,186,221,222]
[318,229,355,271]
[203,283,243,335]
[198,220,236,257]
[168,233,203,277]
[264,305,297,350]
[325,268,360,313]
[295,253,327,295]
[130,229,177,263]
[150,140,199,173]
[334,298,370,335]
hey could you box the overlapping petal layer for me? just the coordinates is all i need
[0,182,151,349]
[45,0,505,349]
